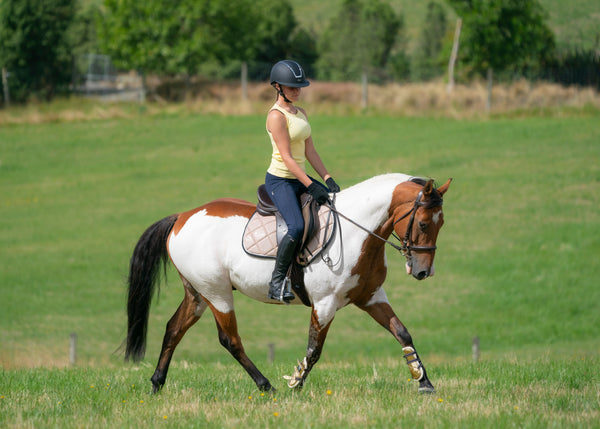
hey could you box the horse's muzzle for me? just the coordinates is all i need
[406,261,435,280]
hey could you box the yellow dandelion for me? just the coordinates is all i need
[514,406,519,410]
[273,398,277,402]
[438,398,443,402]
[273,412,279,417]
[140,400,144,404]
[261,393,265,397]
[122,400,126,403]
[90,385,95,388]
[248,395,252,400]
[0,396,4,399]
[163,416,168,420]
[326,390,332,395]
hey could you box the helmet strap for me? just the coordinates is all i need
[273,83,292,104]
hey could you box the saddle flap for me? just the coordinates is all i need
[257,184,277,215]
[243,200,336,266]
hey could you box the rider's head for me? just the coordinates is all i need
[270,60,309,103]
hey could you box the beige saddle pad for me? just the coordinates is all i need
[242,204,336,265]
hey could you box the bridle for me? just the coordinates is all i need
[391,189,440,256]
[328,188,441,263]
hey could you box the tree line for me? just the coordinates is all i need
[0,0,598,104]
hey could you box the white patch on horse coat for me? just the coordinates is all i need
[168,174,414,320]
[432,210,442,225]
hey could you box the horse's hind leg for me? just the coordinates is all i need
[151,280,207,393]
[360,301,435,394]
[211,307,274,392]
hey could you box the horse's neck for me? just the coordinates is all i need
[336,174,411,232]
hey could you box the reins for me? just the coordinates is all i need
[326,188,440,260]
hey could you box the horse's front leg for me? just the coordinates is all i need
[360,300,435,394]
[284,305,334,390]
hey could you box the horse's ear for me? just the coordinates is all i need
[423,179,434,197]
[437,178,452,196]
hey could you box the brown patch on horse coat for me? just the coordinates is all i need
[347,223,391,306]
[172,198,256,235]
[346,183,415,306]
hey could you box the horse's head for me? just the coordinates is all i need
[391,178,451,280]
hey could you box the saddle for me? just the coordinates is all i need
[242,185,337,305]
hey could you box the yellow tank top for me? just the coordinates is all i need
[266,104,312,179]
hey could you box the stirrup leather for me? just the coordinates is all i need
[402,346,424,381]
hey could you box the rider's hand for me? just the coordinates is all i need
[325,177,340,193]
[308,182,330,205]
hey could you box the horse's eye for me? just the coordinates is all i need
[419,221,428,231]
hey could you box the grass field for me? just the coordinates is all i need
[1,109,599,427]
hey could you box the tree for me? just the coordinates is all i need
[317,0,402,81]
[446,0,555,78]
[412,1,448,81]
[98,0,296,79]
[254,0,297,64]
[0,0,76,102]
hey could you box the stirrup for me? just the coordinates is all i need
[268,277,295,303]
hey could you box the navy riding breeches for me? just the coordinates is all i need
[264,173,324,241]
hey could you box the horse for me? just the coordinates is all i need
[125,174,451,394]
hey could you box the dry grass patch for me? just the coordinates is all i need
[2,80,598,124]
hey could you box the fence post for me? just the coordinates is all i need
[361,71,368,109]
[268,343,275,364]
[2,67,9,107]
[241,62,248,102]
[486,68,493,113]
[70,332,78,366]
[472,336,480,363]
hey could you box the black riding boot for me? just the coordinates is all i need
[267,234,297,303]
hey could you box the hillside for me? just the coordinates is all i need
[294,0,599,51]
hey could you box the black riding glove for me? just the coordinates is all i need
[308,182,330,205]
[325,177,340,193]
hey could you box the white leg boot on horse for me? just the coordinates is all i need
[267,234,297,303]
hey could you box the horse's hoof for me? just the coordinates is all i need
[258,382,276,393]
[418,386,436,394]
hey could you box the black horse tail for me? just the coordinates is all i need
[125,214,178,362]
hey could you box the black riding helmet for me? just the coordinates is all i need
[270,60,309,103]
[270,60,310,88]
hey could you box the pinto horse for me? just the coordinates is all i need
[125,174,451,394]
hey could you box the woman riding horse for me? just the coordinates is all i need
[265,60,340,303]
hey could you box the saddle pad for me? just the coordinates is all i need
[242,204,336,265]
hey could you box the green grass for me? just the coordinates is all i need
[1,111,599,426]
[1,358,598,428]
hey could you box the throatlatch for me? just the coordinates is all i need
[402,346,424,381]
